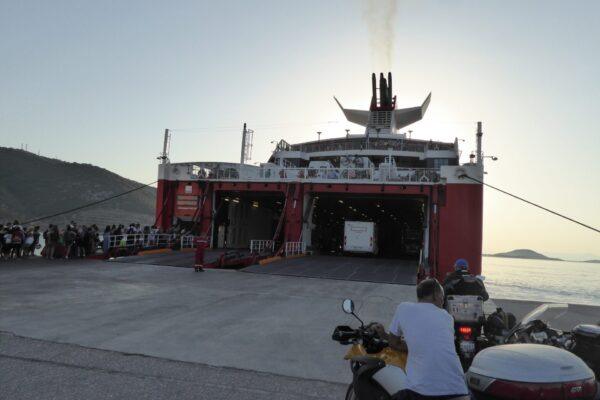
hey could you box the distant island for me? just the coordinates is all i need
[484,249,600,264]
[485,249,563,261]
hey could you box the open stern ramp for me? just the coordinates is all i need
[243,255,418,285]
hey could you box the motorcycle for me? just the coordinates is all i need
[445,294,487,370]
[331,299,408,400]
[503,303,600,379]
[466,303,599,399]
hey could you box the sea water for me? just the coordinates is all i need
[483,256,600,306]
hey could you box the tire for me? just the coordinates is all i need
[345,384,357,400]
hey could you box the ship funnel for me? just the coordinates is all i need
[379,73,387,108]
[387,72,393,105]
[370,73,377,110]
[335,72,430,133]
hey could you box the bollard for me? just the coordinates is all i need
[194,237,207,272]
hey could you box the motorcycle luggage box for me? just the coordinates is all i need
[572,324,600,375]
[446,295,484,323]
[573,324,600,340]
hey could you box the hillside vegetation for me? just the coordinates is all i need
[0,147,156,227]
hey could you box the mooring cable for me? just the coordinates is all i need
[459,174,600,234]
[21,180,158,225]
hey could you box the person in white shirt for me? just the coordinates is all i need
[376,279,469,400]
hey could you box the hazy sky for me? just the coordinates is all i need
[1,0,599,259]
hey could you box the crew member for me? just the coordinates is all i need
[375,279,469,400]
[443,258,489,301]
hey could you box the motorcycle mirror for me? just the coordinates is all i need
[342,299,354,314]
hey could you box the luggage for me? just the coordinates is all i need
[446,295,484,323]
[572,324,600,376]
[484,307,516,341]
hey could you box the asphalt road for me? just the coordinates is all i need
[0,258,414,385]
[0,332,345,400]
[1,258,598,399]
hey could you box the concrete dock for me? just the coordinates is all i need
[1,258,598,399]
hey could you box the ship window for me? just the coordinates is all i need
[433,159,449,169]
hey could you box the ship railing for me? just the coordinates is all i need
[250,239,275,254]
[284,241,306,257]
[268,167,440,183]
[189,162,440,184]
[287,139,455,153]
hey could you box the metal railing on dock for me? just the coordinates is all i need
[103,234,198,254]
[250,240,275,254]
[284,241,306,257]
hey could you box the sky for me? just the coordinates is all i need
[1,0,599,259]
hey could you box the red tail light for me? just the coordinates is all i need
[487,380,562,399]
[458,326,472,335]
[485,378,597,399]
[458,326,473,340]
[565,378,597,399]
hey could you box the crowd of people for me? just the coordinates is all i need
[1,220,193,261]
[0,222,41,259]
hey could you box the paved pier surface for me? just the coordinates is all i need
[244,255,419,285]
[0,259,414,387]
[0,332,344,400]
[1,259,598,398]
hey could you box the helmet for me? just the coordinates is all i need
[454,258,469,271]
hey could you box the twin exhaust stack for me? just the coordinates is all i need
[333,72,431,134]
[370,72,396,111]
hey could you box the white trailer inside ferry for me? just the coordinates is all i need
[344,221,378,255]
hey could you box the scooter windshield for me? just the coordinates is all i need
[519,303,568,326]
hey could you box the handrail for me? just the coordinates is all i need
[284,241,306,257]
[103,233,198,253]
[250,239,275,254]
[187,163,440,184]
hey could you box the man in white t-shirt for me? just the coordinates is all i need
[378,279,469,400]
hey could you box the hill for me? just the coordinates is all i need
[486,249,562,261]
[0,147,156,228]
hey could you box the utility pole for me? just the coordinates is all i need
[317,131,322,142]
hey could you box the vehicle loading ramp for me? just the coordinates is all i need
[242,255,418,285]
[108,249,247,268]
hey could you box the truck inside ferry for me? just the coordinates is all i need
[308,194,426,260]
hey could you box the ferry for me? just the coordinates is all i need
[154,73,484,281]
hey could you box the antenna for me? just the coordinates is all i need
[158,129,171,164]
[240,123,254,164]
